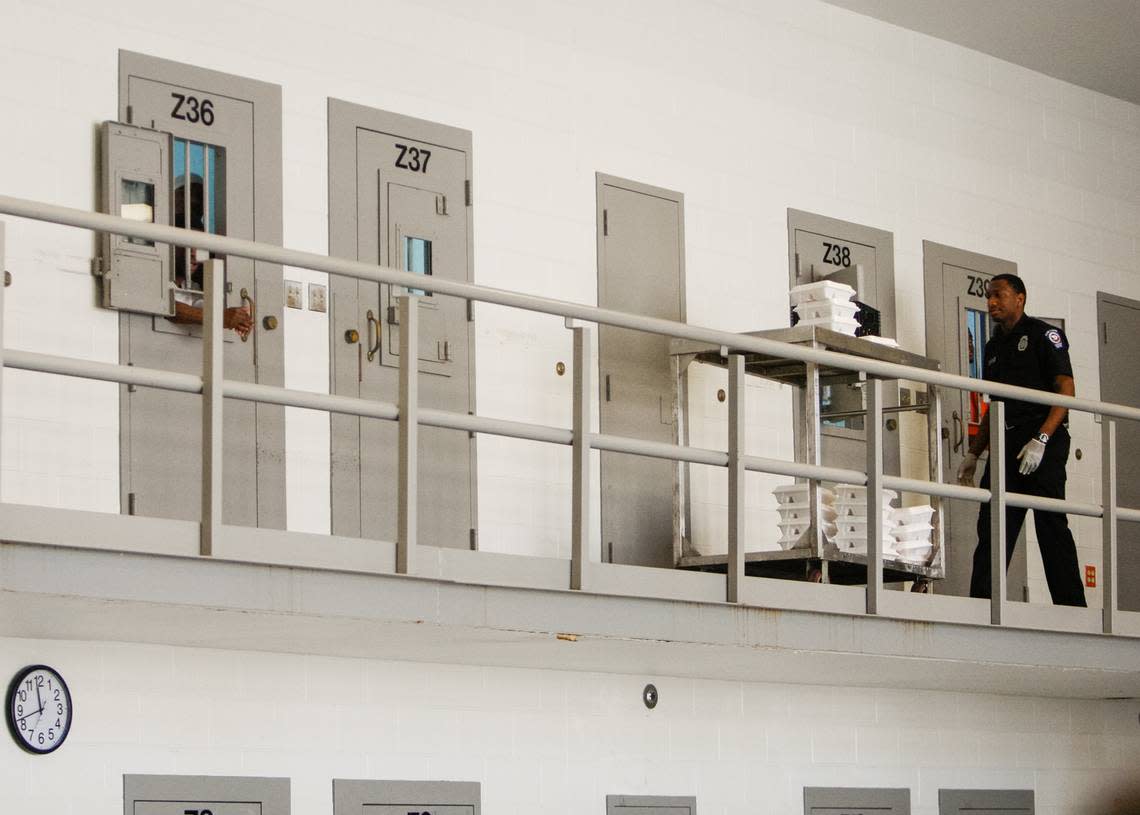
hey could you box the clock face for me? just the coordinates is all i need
[6,665,72,754]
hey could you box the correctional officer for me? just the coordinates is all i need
[956,274,1086,606]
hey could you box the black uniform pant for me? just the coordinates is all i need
[969,424,1086,606]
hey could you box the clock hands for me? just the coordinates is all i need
[14,704,44,724]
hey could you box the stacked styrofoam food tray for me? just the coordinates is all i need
[830,483,898,553]
[772,484,836,550]
[888,504,935,564]
[789,280,859,335]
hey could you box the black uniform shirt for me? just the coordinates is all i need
[983,315,1073,428]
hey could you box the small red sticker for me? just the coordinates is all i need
[1085,565,1097,588]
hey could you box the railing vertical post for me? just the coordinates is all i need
[1102,418,1118,634]
[989,400,1007,624]
[727,353,746,603]
[200,258,225,556]
[397,294,419,575]
[0,221,5,497]
[866,378,884,613]
[570,322,592,590]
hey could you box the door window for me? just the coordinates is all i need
[964,306,990,440]
[172,138,226,292]
[402,234,432,296]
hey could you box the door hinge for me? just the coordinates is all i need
[91,256,104,277]
[466,298,474,322]
[127,492,136,515]
[603,209,608,236]
[436,194,447,216]
[1102,321,1108,344]
[126,105,133,125]
[464,179,472,207]
[469,528,478,551]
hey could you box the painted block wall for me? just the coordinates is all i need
[0,0,1138,602]
[1,637,1138,815]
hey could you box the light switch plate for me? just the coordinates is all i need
[309,282,327,313]
[285,280,303,309]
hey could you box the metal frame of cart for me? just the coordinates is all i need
[670,325,945,586]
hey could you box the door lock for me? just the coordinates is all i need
[262,315,278,331]
[345,328,360,344]
[885,418,898,432]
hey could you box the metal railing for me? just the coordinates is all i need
[1,193,1138,636]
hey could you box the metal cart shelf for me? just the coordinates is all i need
[669,325,945,586]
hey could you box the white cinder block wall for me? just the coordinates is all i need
[1,0,1139,594]
[3,0,1138,598]
[0,637,1138,815]
[0,2,1139,809]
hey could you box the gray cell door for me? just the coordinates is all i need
[115,51,285,527]
[804,787,910,814]
[787,210,899,476]
[328,100,475,547]
[607,795,696,814]
[1098,292,1140,612]
[333,779,479,815]
[923,241,1026,599]
[939,788,1034,814]
[596,174,685,568]
[124,774,290,815]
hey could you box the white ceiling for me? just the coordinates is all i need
[821,0,1140,106]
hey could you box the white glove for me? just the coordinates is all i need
[1017,438,1046,475]
[957,452,979,486]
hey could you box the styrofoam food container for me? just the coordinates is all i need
[834,484,898,503]
[772,484,835,505]
[777,500,837,522]
[891,505,935,525]
[890,522,933,543]
[895,542,934,563]
[794,316,860,335]
[834,503,893,522]
[789,280,856,305]
[838,540,899,555]
[794,299,860,322]
[834,519,892,537]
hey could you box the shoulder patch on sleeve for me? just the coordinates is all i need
[1045,328,1063,349]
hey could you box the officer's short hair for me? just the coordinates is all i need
[990,273,1026,298]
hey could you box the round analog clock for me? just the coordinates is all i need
[6,665,72,754]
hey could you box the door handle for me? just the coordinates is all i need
[239,287,254,343]
[951,410,964,453]
[366,309,381,362]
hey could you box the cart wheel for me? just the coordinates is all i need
[807,567,823,583]
[911,579,931,594]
